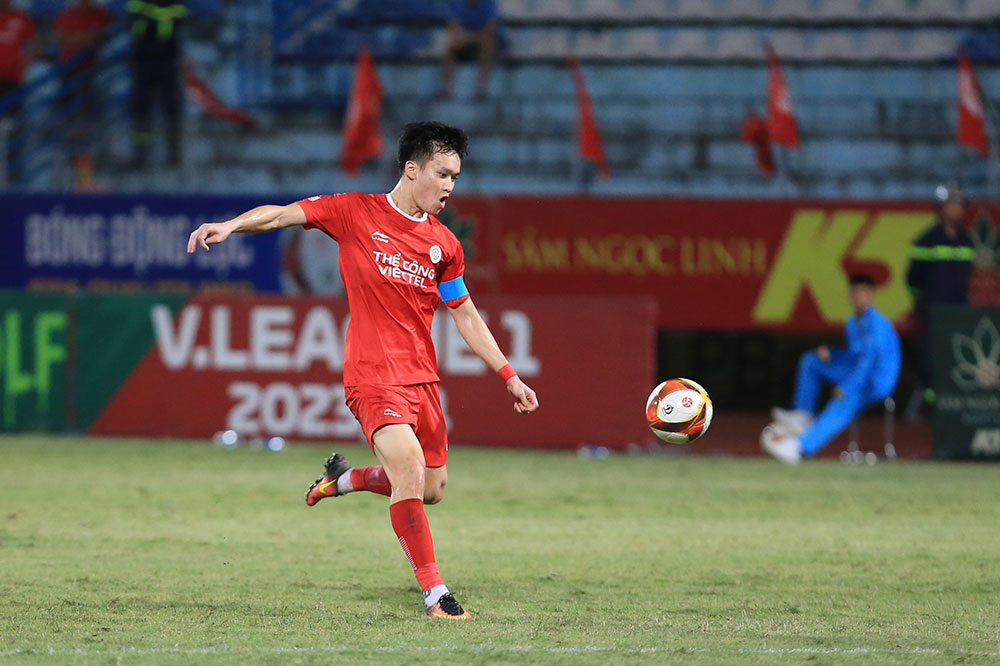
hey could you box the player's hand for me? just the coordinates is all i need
[817,345,831,362]
[506,376,538,415]
[187,222,234,253]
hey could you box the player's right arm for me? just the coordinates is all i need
[186,204,307,253]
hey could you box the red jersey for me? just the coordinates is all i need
[0,9,36,84]
[296,192,469,386]
[54,5,108,64]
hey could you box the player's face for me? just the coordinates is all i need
[941,200,965,226]
[849,284,874,313]
[412,151,461,215]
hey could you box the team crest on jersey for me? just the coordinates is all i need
[429,245,442,263]
[371,231,390,243]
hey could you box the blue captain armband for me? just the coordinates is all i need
[438,275,469,303]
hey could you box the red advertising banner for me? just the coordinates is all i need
[89,294,658,449]
[442,197,1000,332]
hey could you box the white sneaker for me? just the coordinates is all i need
[762,434,802,465]
[770,408,814,436]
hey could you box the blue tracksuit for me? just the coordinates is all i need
[793,306,902,456]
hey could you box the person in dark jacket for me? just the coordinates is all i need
[905,182,975,417]
[127,0,188,166]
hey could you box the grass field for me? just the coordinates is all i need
[1,436,999,665]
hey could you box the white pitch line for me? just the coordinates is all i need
[1,644,997,658]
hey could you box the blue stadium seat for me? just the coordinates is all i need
[910,0,963,21]
[498,0,537,21]
[716,28,763,60]
[811,31,863,61]
[770,0,822,22]
[908,30,956,60]
[529,0,580,22]
[674,0,720,21]
[814,0,865,22]
[860,30,909,61]
[580,0,625,21]
[866,0,913,22]
[709,141,758,170]
[727,0,770,21]
[802,140,902,173]
[574,29,618,59]
[767,29,809,60]
[964,0,1000,20]
[621,28,666,59]
[632,0,673,20]
[666,29,712,60]
[515,28,573,59]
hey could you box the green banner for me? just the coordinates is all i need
[932,306,1000,460]
[73,292,187,429]
[0,290,189,433]
[0,292,70,432]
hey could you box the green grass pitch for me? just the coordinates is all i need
[1,436,998,665]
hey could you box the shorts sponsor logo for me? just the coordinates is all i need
[384,408,402,418]
[371,231,390,244]
[429,245,442,264]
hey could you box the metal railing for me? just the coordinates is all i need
[0,31,131,190]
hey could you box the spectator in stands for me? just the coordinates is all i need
[0,0,38,185]
[56,0,108,68]
[0,0,37,100]
[127,0,188,167]
[441,0,499,99]
[763,274,902,464]
[904,182,975,418]
[55,0,110,181]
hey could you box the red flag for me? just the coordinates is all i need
[340,48,383,175]
[183,60,256,128]
[765,42,799,148]
[740,111,775,176]
[568,58,609,179]
[957,48,988,156]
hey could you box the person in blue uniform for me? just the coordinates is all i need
[764,274,902,464]
[904,182,975,417]
[440,0,499,99]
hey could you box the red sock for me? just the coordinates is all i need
[350,466,391,497]
[389,498,444,592]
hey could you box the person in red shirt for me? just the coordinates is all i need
[0,0,38,185]
[186,122,539,620]
[0,0,37,96]
[54,0,108,70]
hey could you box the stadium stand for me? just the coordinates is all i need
[0,0,997,196]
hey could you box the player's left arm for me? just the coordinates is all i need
[447,297,539,415]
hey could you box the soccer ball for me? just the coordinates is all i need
[645,378,713,444]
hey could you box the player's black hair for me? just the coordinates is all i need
[849,273,876,287]
[397,121,468,172]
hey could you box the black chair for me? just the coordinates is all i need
[841,397,897,464]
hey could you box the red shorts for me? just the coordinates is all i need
[344,382,449,467]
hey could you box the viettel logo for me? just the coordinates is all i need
[952,317,1000,390]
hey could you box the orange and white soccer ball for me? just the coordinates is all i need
[645,378,714,444]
